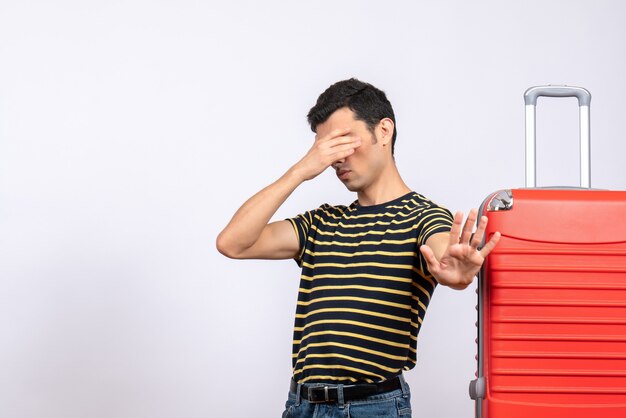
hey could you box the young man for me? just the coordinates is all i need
[216,78,500,417]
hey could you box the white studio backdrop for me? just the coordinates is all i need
[1,1,626,417]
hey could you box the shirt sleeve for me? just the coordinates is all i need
[417,206,454,246]
[286,208,318,265]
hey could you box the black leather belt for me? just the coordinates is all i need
[290,376,401,403]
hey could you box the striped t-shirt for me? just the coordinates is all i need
[287,191,453,384]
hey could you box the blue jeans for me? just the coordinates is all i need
[282,375,412,418]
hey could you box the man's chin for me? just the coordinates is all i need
[342,181,361,192]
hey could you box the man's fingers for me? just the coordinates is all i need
[448,211,464,245]
[419,245,440,273]
[310,134,361,166]
[328,140,361,160]
[316,127,352,142]
[326,135,361,149]
[479,231,501,258]
[332,147,357,161]
[460,208,478,244]
[317,135,361,158]
[470,215,488,248]
[333,136,362,149]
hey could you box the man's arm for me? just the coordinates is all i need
[215,171,304,260]
[420,209,500,290]
[216,128,361,260]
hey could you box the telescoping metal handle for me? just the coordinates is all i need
[524,85,592,188]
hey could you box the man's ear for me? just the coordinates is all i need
[377,118,395,147]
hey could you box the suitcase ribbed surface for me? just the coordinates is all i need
[479,189,626,417]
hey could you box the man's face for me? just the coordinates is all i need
[315,107,388,192]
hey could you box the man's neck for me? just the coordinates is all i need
[356,166,411,207]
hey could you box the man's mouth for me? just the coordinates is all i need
[337,169,351,180]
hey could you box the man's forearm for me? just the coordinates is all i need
[217,128,361,259]
[216,166,305,257]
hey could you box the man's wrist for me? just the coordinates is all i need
[285,164,310,185]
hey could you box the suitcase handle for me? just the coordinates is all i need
[524,85,591,106]
[523,85,592,188]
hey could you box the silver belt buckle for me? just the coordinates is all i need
[309,385,330,403]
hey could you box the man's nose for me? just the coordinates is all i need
[332,159,345,169]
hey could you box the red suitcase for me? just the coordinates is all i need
[470,86,626,417]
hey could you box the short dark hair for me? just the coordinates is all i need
[307,78,397,154]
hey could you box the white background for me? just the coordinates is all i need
[2,1,626,417]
